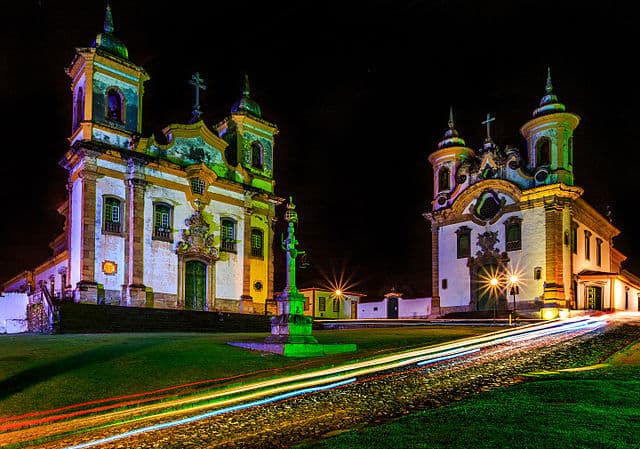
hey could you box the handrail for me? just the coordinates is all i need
[37,280,55,333]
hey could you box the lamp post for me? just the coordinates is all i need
[490,277,499,321]
[509,274,519,326]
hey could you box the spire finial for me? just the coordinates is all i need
[545,66,553,95]
[104,2,114,34]
[243,73,250,97]
[482,113,495,142]
[448,106,454,129]
[188,72,207,123]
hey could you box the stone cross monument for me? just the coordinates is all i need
[265,197,317,344]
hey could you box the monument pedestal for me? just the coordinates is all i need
[227,197,357,357]
[229,291,356,357]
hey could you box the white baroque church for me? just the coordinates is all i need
[1,5,284,314]
[425,70,640,318]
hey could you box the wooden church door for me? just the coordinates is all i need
[185,261,206,310]
[476,264,499,311]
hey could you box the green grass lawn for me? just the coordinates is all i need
[0,326,497,417]
[293,338,640,449]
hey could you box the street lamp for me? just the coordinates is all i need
[490,277,499,321]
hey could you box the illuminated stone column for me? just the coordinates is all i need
[544,201,566,308]
[240,195,254,313]
[76,156,99,303]
[125,157,147,307]
[430,223,441,317]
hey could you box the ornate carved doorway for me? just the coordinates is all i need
[468,230,510,312]
[185,260,206,310]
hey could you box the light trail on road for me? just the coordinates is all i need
[2,315,610,449]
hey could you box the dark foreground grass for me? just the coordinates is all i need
[0,325,497,417]
[294,340,640,449]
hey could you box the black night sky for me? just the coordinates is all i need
[2,0,638,298]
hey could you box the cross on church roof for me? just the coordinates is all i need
[482,113,495,141]
[188,72,207,123]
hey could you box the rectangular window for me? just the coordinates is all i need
[221,218,237,252]
[153,204,172,241]
[190,178,205,195]
[571,225,578,254]
[104,197,122,233]
[251,229,263,258]
[585,230,592,261]
[441,279,448,290]
[318,297,326,312]
[456,227,471,259]
[505,222,521,251]
[332,298,340,313]
[596,238,602,266]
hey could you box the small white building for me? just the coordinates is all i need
[358,293,432,319]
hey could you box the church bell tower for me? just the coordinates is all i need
[65,3,149,150]
[520,69,580,187]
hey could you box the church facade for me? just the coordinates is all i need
[1,6,284,313]
[425,71,640,318]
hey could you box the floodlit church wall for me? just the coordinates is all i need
[210,200,245,301]
[143,184,183,299]
[249,214,270,303]
[571,220,609,274]
[438,223,471,308]
[70,177,83,288]
[94,176,126,298]
[520,207,546,302]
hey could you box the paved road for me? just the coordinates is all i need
[10,315,640,449]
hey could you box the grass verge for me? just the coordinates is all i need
[0,325,497,417]
[293,337,640,449]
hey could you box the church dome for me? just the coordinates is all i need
[231,74,262,117]
[92,4,129,59]
[533,68,566,118]
[438,107,466,149]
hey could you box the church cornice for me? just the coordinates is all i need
[67,47,149,82]
[218,113,279,136]
[572,198,620,239]
[519,183,583,205]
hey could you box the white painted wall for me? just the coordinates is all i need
[0,293,28,333]
[95,175,127,290]
[144,184,185,294]
[358,299,387,318]
[398,297,431,318]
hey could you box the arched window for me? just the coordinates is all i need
[74,87,84,131]
[438,166,450,191]
[251,228,264,258]
[103,196,122,234]
[221,218,237,252]
[536,137,551,166]
[106,87,124,123]
[251,141,264,169]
